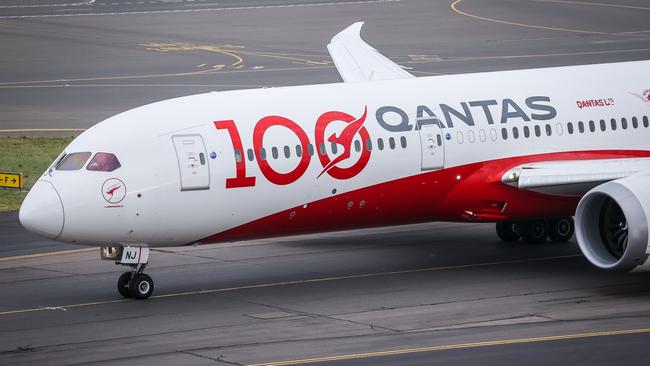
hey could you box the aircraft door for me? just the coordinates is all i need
[418,124,444,170]
[172,134,210,191]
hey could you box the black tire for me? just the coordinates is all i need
[521,220,548,244]
[548,217,574,242]
[117,271,132,298]
[496,222,520,242]
[129,273,154,299]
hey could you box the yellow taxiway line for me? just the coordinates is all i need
[248,328,650,366]
[0,247,95,262]
[0,128,87,133]
[450,0,648,36]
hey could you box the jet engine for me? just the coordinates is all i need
[575,175,650,272]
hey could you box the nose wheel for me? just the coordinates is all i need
[116,265,155,299]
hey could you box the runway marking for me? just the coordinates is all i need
[0,128,87,133]
[0,65,331,86]
[403,47,650,64]
[247,328,650,366]
[0,83,264,89]
[141,42,331,67]
[4,45,648,89]
[450,0,648,37]
[0,254,580,317]
[0,0,404,19]
[534,0,650,11]
[0,248,95,262]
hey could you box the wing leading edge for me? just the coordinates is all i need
[327,22,415,82]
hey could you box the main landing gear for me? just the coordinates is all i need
[496,217,574,244]
[101,246,154,299]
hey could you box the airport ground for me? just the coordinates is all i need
[2,0,650,364]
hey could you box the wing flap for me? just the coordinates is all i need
[327,22,414,82]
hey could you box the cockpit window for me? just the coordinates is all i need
[86,152,121,172]
[55,152,92,171]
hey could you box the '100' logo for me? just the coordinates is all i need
[215,107,369,188]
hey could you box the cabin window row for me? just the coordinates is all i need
[235,136,408,162]
[455,116,649,144]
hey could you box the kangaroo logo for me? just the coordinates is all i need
[315,107,371,180]
[101,178,126,204]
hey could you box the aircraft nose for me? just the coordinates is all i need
[19,180,64,240]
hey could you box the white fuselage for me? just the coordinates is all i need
[20,60,650,247]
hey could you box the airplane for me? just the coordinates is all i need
[18,22,650,299]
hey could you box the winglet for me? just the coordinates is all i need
[327,22,415,82]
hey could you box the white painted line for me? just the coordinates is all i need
[0,0,403,18]
[0,0,95,9]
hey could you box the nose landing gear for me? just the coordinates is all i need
[102,246,154,299]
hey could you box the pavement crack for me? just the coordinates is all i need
[179,350,243,365]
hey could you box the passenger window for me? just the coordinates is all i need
[534,125,541,137]
[567,122,574,134]
[468,130,475,143]
[490,129,497,141]
[354,140,361,152]
[599,119,606,132]
[589,120,595,132]
[610,119,617,131]
[377,138,385,150]
[479,129,487,142]
[86,152,120,172]
[501,128,508,140]
[247,149,254,161]
[523,126,530,138]
[319,143,327,156]
[259,148,267,160]
[331,142,338,154]
[365,139,373,151]
[296,144,303,157]
[271,147,279,159]
[556,123,563,136]
[308,144,314,156]
[621,118,628,129]
[643,116,649,128]
[457,131,464,144]
[284,146,290,159]
[58,152,92,171]
[632,117,638,129]
[578,121,585,133]
[545,124,552,136]
[389,137,396,150]
[234,150,243,163]
[512,127,519,139]
[400,136,407,148]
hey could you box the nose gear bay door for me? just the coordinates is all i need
[172,135,210,191]
[418,124,444,171]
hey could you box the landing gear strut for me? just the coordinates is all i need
[495,217,574,244]
[102,246,154,299]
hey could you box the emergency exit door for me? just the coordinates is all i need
[418,124,444,171]
[172,134,210,191]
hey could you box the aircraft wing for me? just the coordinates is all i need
[501,157,650,196]
[327,22,415,82]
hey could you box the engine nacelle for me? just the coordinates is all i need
[575,175,650,272]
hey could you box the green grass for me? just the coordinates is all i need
[0,136,75,212]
